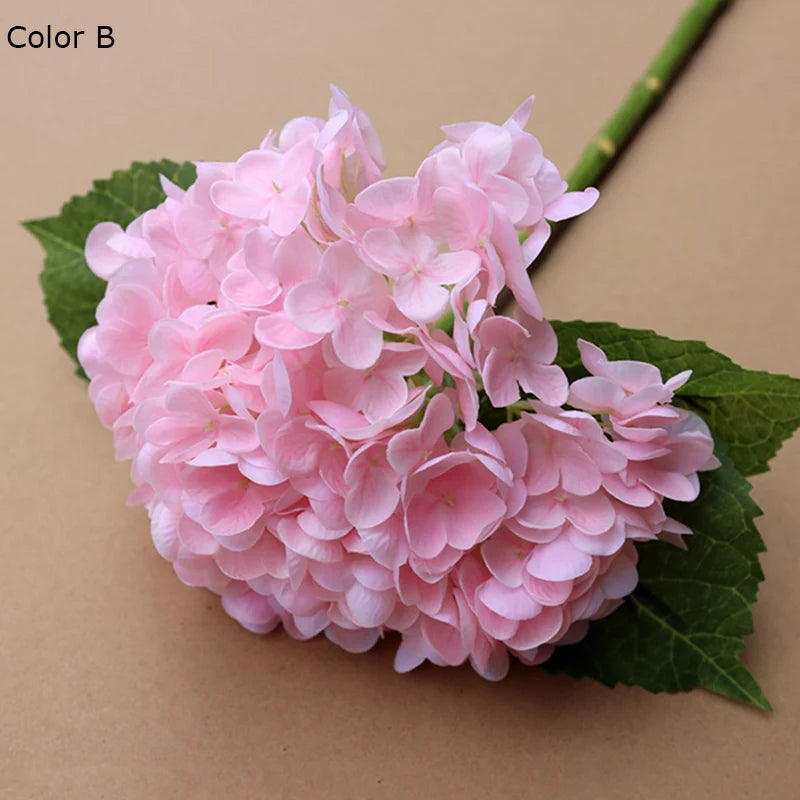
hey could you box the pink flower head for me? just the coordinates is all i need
[77,88,715,682]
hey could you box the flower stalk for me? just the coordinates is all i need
[495,0,735,314]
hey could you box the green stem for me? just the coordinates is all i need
[494,0,734,314]
[568,0,732,192]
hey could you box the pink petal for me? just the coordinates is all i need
[165,384,216,419]
[386,393,454,473]
[481,529,529,587]
[352,559,395,591]
[432,184,490,250]
[277,517,342,563]
[636,466,699,502]
[473,602,519,642]
[527,535,593,581]
[355,177,418,220]
[603,472,655,507]
[554,440,602,497]
[516,494,566,529]
[506,606,563,649]
[394,275,449,323]
[599,551,639,599]
[492,207,543,319]
[189,449,239,467]
[463,124,512,181]
[272,418,324,475]
[478,579,541,620]
[396,568,447,615]
[332,313,383,369]
[362,228,409,278]
[174,204,222,259]
[359,517,410,570]
[358,370,408,422]
[307,400,366,432]
[666,369,692,393]
[508,95,534,128]
[221,269,280,308]
[215,532,284,580]
[425,250,481,285]
[202,486,264,536]
[565,491,616,534]
[284,281,339,333]
[235,149,281,189]
[298,508,350,541]
[108,231,155,259]
[326,626,382,654]
[447,490,506,550]
[222,590,280,634]
[344,470,400,529]
[568,376,626,413]
[566,519,626,556]
[344,583,395,627]
[238,449,285,486]
[217,416,259,453]
[482,348,521,407]
[421,614,470,665]
[544,187,599,222]
[211,180,269,219]
[178,516,219,555]
[254,314,323,349]
[519,362,568,407]
[603,360,663,393]
[405,494,449,558]
[393,636,428,672]
[470,637,510,681]
[271,227,322,286]
[521,218,551,264]
[268,180,311,236]
[325,242,390,304]
[484,174,529,223]
[85,222,128,279]
[524,575,574,606]
[149,504,179,559]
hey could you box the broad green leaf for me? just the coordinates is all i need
[23,160,197,370]
[551,320,800,477]
[546,450,771,710]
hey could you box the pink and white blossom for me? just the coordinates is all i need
[77,88,715,681]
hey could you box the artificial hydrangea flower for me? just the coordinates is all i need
[78,87,715,679]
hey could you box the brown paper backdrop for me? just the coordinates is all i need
[2,1,799,797]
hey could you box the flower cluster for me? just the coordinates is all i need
[78,88,717,679]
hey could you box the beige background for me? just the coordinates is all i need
[2,1,799,797]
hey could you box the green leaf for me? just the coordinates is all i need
[551,320,800,477]
[23,160,197,371]
[546,450,771,710]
